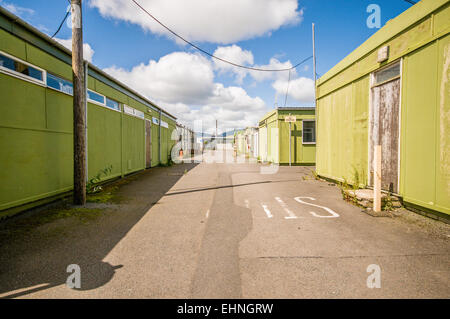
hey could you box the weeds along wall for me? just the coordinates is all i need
[315,0,450,215]
[0,10,177,215]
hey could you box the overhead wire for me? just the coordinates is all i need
[51,1,71,38]
[130,0,312,72]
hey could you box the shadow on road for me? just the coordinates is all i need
[165,179,301,197]
[0,163,198,298]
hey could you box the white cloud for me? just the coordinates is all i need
[0,1,34,16]
[103,51,267,132]
[249,58,296,82]
[213,45,253,84]
[104,52,214,104]
[89,0,302,44]
[272,77,315,104]
[211,45,298,86]
[54,38,95,63]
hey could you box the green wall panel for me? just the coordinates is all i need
[151,123,159,167]
[0,127,72,210]
[122,114,145,174]
[401,44,437,208]
[0,28,26,60]
[95,79,128,104]
[45,88,72,132]
[87,103,122,180]
[0,73,46,129]
[161,127,168,164]
[26,43,72,80]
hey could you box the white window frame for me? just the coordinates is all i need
[87,89,106,106]
[160,120,169,128]
[46,72,73,97]
[302,119,316,145]
[87,89,122,113]
[0,50,46,86]
[105,97,122,112]
[123,104,144,119]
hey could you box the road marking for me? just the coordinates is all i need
[261,204,273,218]
[275,197,298,219]
[244,199,250,209]
[206,209,210,218]
[294,197,340,218]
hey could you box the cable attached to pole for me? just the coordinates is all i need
[51,5,71,38]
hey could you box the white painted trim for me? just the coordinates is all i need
[87,89,106,105]
[123,104,144,119]
[89,99,122,113]
[397,58,404,193]
[302,119,316,145]
[46,83,72,97]
[0,50,46,86]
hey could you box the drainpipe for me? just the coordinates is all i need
[159,109,162,164]
[84,61,88,181]
[266,119,268,162]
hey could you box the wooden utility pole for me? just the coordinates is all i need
[312,23,318,167]
[72,0,86,205]
[312,23,317,97]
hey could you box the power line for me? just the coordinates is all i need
[131,0,312,72]
[403,0,417,5]
[51,5,70,38]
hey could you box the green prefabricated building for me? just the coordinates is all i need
[0,7,178,217]
[315,0,450,216]
[258,107,316,165]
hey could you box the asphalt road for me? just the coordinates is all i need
[0,150,449,298]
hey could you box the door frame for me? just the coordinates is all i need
[367,58,403,194]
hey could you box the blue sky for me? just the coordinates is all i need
[0,0,416,132]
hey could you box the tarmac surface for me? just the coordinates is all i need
[0,150,449,298]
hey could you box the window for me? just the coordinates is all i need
[0,52,44,83]
[87,90,105,104]
[47,73,73,95]
[106,97,120,111]
[124,105,144,118]
[134,109,144,119]
[302,120,316,144]
[373,62,400,85]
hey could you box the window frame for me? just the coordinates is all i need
[302,119,316,145]
[46,72,74,96]
[371,60,401,88]
[0,50,46,86]
[124,104,144,119]
[87,89,106,105]
[105,97,121,112]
